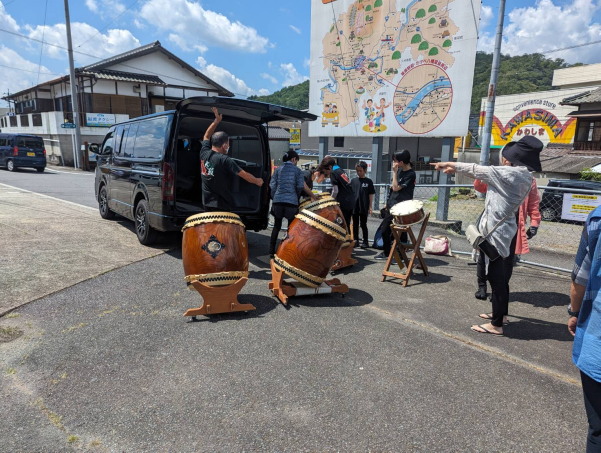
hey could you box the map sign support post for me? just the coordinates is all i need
[371,137,384,210]
[436,137,453,221]
[318,137,328,163]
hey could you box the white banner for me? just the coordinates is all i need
[561,193,601,222]
[309,0,480,137]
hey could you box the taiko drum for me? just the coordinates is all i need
[181,212,248,287]
[299,194,348,231]
[274,208,347,287]
[390,200,425,226]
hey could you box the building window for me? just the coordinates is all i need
[576,120,601,142]
[32,114,42,127]
[20,115,29,127]
[9,116,17,127]
[334,137,344,147]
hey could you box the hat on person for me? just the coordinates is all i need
[501,135,543,172]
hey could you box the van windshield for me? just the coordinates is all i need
[17,137,44,148]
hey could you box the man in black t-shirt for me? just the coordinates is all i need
[321,158,354,231]
[374,149,416,260]
[199,107,263,211]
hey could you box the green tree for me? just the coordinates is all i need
[248,80,310,110]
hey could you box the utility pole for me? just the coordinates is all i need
[64,0,82,169]
[479,0,506,166]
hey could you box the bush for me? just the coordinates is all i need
[579,168,601,182]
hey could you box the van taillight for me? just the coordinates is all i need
[13,146,18,156]
[43,149,46,156]
[162,162,174,201]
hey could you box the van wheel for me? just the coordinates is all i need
[7,160,15,172]
[98,186,115,220]
[541,207,558,222]
[36,167,45,173]
[135,199,155,245]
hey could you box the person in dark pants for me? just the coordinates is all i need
[569,205,601,452]
[431,136,540,335]
[268,150,314,257]
[200,107,263,211]
[322,157,355,231]
[374,150,416,260]
[351,161,375,248]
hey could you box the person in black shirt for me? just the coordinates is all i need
[351,161,375,248]
[374,149,416,260]
[200,107,263,211]
[320,157,355,231]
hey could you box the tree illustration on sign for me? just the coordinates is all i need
[416,9,426,18]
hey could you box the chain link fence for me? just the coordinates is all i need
[367,183,601,272]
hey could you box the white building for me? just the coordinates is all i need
[1,41,232,166]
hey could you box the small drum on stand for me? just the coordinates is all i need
[181,212,255,317]
[390,200,425,226]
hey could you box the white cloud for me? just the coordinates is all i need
[261,72,278,84]
[289,25,301,35]
[479,5,493,30]
[0,2,19,33]
[140,0,272,53]
[280,63,308,87]
[0,45,55,105]
[196,57,268,97]
[25,23,141,66]
[477,0,601,64]
[85,0,126,17]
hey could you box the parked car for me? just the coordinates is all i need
[0,133,46,172]
[539,179,601,222]
[90,96,316,245]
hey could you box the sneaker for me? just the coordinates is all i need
[361,240,370,249]
[374,252,387,260]
[475,288,487,300]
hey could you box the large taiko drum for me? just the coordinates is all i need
[298,194,347,231]
[181,212,248,287]
[274,209,347,287]
[390,200,425,226]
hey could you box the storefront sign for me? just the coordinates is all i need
[561,193,601,222]
[290,128,300,145]
[85,113,116,127]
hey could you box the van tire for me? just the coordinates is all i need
[7,160,15,172]
[135,199,155,245]
[541,207,558,222]
[36,167,45,173]
[98,185,116,220]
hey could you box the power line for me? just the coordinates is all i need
[35,0,49,87]
[75,0,141,49]
[0,62,60,76]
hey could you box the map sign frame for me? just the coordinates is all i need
[309,0,481,138]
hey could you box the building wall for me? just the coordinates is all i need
[552,63,601,89]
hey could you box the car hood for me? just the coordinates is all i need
[176,96,317,124]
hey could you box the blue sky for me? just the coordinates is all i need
[1,0,601,107]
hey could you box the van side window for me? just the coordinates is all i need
[0,137,6,146]
[101,131,115,154]
[132,117,169,159]
[121,124,139,158]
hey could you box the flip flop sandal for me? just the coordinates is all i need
[471,324,504,336]
[478,313,509,325]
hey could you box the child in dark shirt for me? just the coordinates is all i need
[351,161,375,248]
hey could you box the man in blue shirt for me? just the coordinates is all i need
[569,204,601,452]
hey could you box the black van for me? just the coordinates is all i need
[539,179,601,222]
[91,96,316,244]
[0,133,46,172]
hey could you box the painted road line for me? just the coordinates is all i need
[0,182,97,211]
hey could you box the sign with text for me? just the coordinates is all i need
[85,113,116,127]
[290,128,301,145]
[561,193,601,222]
[60,122,76,129]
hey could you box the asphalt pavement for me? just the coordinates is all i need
[0,172,588,452]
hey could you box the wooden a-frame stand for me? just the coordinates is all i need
[268,259,349,305]
[184,277,256,318]
[381,213,430,287]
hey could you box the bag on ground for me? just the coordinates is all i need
[424,235,452,256]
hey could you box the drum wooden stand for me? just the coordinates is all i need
[381,213,430,287]
[184,277,256,318]
[269,259,349,305]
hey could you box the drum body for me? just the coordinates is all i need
[274,209,346,287]
[181,212,248,286]
[390,200,425,225]
[298,194,347,231]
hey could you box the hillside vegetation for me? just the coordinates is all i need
[249,52,582,115]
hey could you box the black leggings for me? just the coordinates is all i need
[269,203,298,255]
[582,371,601,452]
[486,233,517,327]
[352,213,368,242]
[381,214,408,256]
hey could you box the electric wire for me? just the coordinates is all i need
[35,0,49,87]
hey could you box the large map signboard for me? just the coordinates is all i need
[309,0,481,137]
